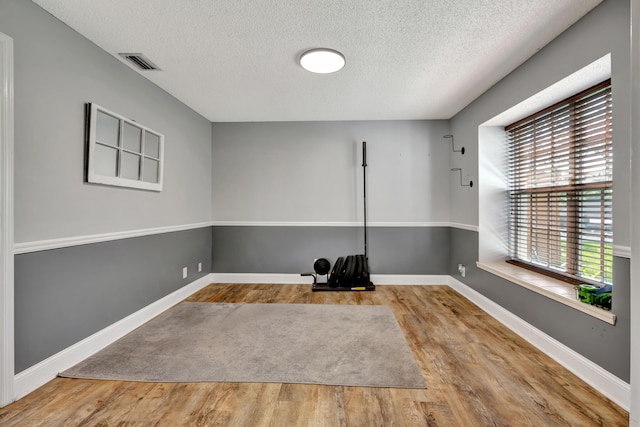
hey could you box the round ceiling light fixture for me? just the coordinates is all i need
[299,48,346,74]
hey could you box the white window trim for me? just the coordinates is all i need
[478,54,615,324]
[477,261,616,325]
[86,103,164,192]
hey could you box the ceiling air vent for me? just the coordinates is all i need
[118,53,161,71]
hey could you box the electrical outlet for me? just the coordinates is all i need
[458,264,466,278]
[182,267,188,279]
[198,262,202,273]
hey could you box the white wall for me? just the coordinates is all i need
[3,0,213,244]
[211,120,451,224]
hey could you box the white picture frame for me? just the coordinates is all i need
[86,103,164,192]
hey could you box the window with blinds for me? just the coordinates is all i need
[506,80,613,286]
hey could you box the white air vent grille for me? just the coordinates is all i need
[118,53,160,71]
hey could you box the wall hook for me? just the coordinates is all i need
[444,135,464,154]
[451,168,473,187]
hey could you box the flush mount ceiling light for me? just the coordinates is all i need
[299,48,346,74]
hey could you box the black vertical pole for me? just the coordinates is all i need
[362,141,368,258]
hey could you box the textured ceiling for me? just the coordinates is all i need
[32,0,603,122]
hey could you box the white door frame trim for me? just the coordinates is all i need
[0,31,15,407]
[630,0,639,424]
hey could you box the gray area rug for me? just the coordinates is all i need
[60,302,426,388]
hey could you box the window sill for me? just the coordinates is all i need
[476,261,616,325]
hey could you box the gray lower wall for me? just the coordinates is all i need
[211,226,450,275]
[14,224,630,383]
[449,228,630,382]
[14,227,212,373]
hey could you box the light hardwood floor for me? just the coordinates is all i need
[0,284,628,426]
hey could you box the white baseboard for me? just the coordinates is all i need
[211,273,315,284]
[210,273,449,286]
[370,274,448,285]
[447,276,630,411]
[13,274,214,401]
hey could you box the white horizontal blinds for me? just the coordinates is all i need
[506,80,613,285]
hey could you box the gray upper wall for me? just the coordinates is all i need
[211,120,451,224]
[449,0,631,247]
[1,0,213,244]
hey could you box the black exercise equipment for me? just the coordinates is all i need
[302,141,375,292]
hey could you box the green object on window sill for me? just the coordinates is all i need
[576,284,612,310]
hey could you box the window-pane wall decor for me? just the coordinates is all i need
[86,103,164,191]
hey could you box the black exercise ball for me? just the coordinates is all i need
[313,258,331,275]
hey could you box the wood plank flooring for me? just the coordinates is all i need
[0,284,628,426]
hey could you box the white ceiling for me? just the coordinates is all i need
[32,0,603,122]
